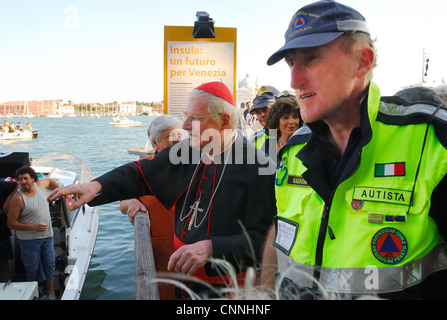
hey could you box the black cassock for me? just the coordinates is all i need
[89,133,276,279]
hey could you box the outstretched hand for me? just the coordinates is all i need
[47,181,102,211]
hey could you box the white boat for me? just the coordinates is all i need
[0,130,38,141]
[110,116,141,128]
[127,140,155,158]
[0,152,99,300]
[127,146,155,158]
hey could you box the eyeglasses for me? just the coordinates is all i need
[182,113,221,121]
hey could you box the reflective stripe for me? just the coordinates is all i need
[380,102,447,122]
[277,243,447,294]
[336,20,370,34]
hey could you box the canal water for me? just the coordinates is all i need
[1,115,157,299]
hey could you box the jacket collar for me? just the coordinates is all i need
[295,82,380,201]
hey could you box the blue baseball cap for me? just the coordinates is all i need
[257,85,280,97]
[267,0,369,65]
[250,94,275,114]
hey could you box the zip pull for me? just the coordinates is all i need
[322,206,336,240]
[327,225,336,240]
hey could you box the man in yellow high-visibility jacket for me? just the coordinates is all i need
[249,90,277,158]
[261,0,447,300]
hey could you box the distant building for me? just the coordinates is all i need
[119,101,137,115]
[0,99,165,116]
[59,105,75,115]
[152,102,163,114]
[139,102,163,115]
[0,100,63,116]
[236,71,258,110]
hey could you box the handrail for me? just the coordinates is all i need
[134,211,159,300]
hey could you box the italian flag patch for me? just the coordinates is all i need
[375,162,405,177]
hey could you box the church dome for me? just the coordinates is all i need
[239,72,257,91]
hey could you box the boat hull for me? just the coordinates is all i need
[110,122,141,128]
[0,130,38,140]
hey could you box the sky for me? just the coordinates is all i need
[1,0,446,104]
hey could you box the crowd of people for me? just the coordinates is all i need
[3,0,447,301]
[2,120,32,134]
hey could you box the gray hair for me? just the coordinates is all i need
[148,114,182,142]
[187,89,239,130]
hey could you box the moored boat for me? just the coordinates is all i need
[127,147,155,158]
[0,152,99,300]
[127,140,155,158]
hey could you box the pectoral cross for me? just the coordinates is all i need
[188,197,203,230]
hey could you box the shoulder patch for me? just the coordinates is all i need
[371,227,408,265]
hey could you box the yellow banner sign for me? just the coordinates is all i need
[164,26,237,117]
